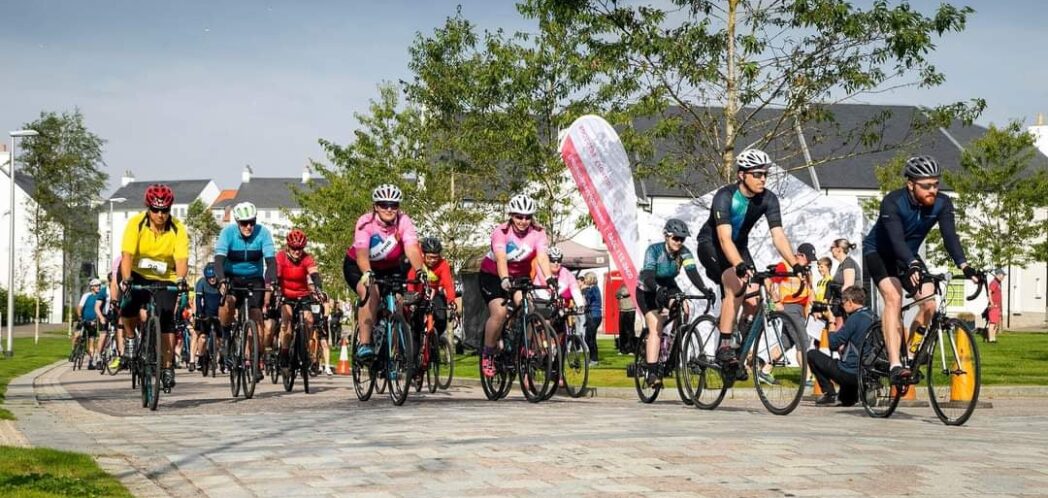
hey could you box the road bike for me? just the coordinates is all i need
[225,284,265,400]
[627,292,715,405]
[352,275,417,406]
[540,293,589,399]
[480,278,557,403]
[125,283,184,411]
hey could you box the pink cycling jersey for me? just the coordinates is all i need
[480,223,548,278]
[347,212,419,270]
[533,265,585,305]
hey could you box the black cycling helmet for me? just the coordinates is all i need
[663,218,690,238]
[904,155,941,179]
[203,263,216,279]
[420,236,443,254]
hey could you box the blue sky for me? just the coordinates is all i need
[2,1,1045,194]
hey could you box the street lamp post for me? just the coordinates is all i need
[6,129,39,358]
[107,197,127,269]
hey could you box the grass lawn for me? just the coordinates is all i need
[455,333,1048,387]
[0,333,133,498]
[0,446,132,498]
[0,335,70,420]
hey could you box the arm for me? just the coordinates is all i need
[261,229,277,284]
[404,244,425,274]
[490,228,510,279]
[94,297,104,323]
[843,267,856,288]
[880,195,918,265]
[213,228,229,281]
[680,248,707,291]
[639,244,659,290]
[438,263,456,302]
[715,224,745,267]
[174,223,190,281]
[77,294,87,319]
[400,217,424,271]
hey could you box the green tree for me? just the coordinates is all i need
[17,109,108,326]
[185,198,221,281]
[944,122,1048,270]
[24,200,61,332]
[527,0,984,186]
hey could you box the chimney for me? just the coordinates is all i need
[242,164,253,184]
[121,170,135,187]
[301,164,312,184]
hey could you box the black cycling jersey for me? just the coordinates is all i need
[696,183,783,251]
[862,188,965,267]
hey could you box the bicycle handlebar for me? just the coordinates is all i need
[733,264,809,298]
[669,293,714,315]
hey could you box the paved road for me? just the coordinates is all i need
[8,362,1048,497]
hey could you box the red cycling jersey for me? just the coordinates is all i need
[408,258,455,301]
[276,250,316,299]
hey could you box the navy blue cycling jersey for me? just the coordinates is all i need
[214,223,276,278]
[863,188,965,267]
[696,183,783,250]
[195,277,222,317]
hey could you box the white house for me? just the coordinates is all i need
[1,145,65,323]
[223,164,323,240]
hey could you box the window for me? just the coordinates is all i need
[945,280,966,306]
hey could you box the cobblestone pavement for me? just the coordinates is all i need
[7,361,1048,497]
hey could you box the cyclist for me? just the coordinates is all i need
[636,219,714,386]
[695,149,806,370]
[533,246,586,333]
[193,262,223,371]
[862,156,978,384]
[344,184,427,359]
[407,237,458,346]
[75,278,107,370]
[114,184,190,389]
[478,194,557,378]
[214,201,276,378]
[275,228,328,375]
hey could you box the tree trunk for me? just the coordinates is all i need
[721,0,739,181]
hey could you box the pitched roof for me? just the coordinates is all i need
[231,177,327,209]
[211,189,238,209]
[108,180,212,205]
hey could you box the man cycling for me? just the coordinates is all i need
[75,278,107,370]
[275,228,328,375]
[636,219,714,386]
[344,184,427,360]
[407,237,458,347]
[214,201,276,377]
[194,262,223,371]
[114,184,190,389]
[694,149,806,369]
[863,156,978,384]
[478,194,557,378]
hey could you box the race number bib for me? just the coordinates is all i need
[138,258,168,274]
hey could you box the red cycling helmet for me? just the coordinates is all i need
[144,184,175,209]
[286,228,308,249]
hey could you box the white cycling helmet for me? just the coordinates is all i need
[231,202,257,222]
[547,247,564,262]
[736,148,773,171]
[372,184,403,203]
[507,194,537,215]
[89,278,102,287]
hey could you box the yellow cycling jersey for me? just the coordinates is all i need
[121,211,189,282]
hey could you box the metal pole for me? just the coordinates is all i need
[7,135,16,357]
[793,116,820,191]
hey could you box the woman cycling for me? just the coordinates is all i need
[344,184,426,359]
[478,194,557,378]
[532,246,586,334]
[636,218,714,386]
[276,228,328,373]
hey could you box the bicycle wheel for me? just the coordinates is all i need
[518,313,555,403]
[426,332,439,394]
[243,320,260,399]
[143,316,162,411]
[750,311,806,415]
[563,333,589,398]
[436,333,454,390]
[229,325,242,398]
[387,313,414,406]
[284,323,299,392]
[927,319,981,426]
[209,329,218,378]
[541,330,561,401]
[682,317,727,410]
[299,321,311,395]
[858,322,901,418]
[480,350,511,401]
[414,332,427,393]
[72,339,85,370]
[633,331,661,403]
[351,325,375,401]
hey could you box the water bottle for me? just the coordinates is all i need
[908,325,926,355]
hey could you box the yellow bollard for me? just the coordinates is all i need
[812,326,831,396]
[950,326,975,402]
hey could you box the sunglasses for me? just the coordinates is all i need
[238,219,256,227]
[376,202,400,210]
[746,171,768,179]
[669,235,685,243]
[511,214,533,221]
[914,181,940,191]
[149,206,171,214]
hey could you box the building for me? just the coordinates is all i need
[98,171,220,277]
[1,145,64,323]
[224,164,323,240]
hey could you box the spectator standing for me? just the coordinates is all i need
[616,285,635,354]
[987,268,1005,343]
[830,238,859,326]
[582,272,602,365]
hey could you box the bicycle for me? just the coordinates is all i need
[626,292,715,405]
[540,294,589,399]
[97,316,120,376]
[196,316,220,378]
[124,282,184,411]
[69,322,90,371]
[280,297,318,394]
[225,283,265,400]
[480,278,557,403]
[858,271,982,426]
[176,314,194,373]
[436,306,460,390]
[351,274,417,406]
[406,286,454,394]
[308,305,327,377]
[686,265,808,415]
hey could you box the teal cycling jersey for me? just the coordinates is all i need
[638,242,697,292]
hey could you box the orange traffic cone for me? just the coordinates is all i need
[812,326,831,396]
[336,337,351,375]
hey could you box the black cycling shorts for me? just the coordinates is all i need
[863,252,922,296]
[229,276,266,311]
[695,241,753,286]
[80,321,99,339]
[120,273,178,332]
[478,272,507,304]
[635,285,681,316]
[342,255,406,296]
